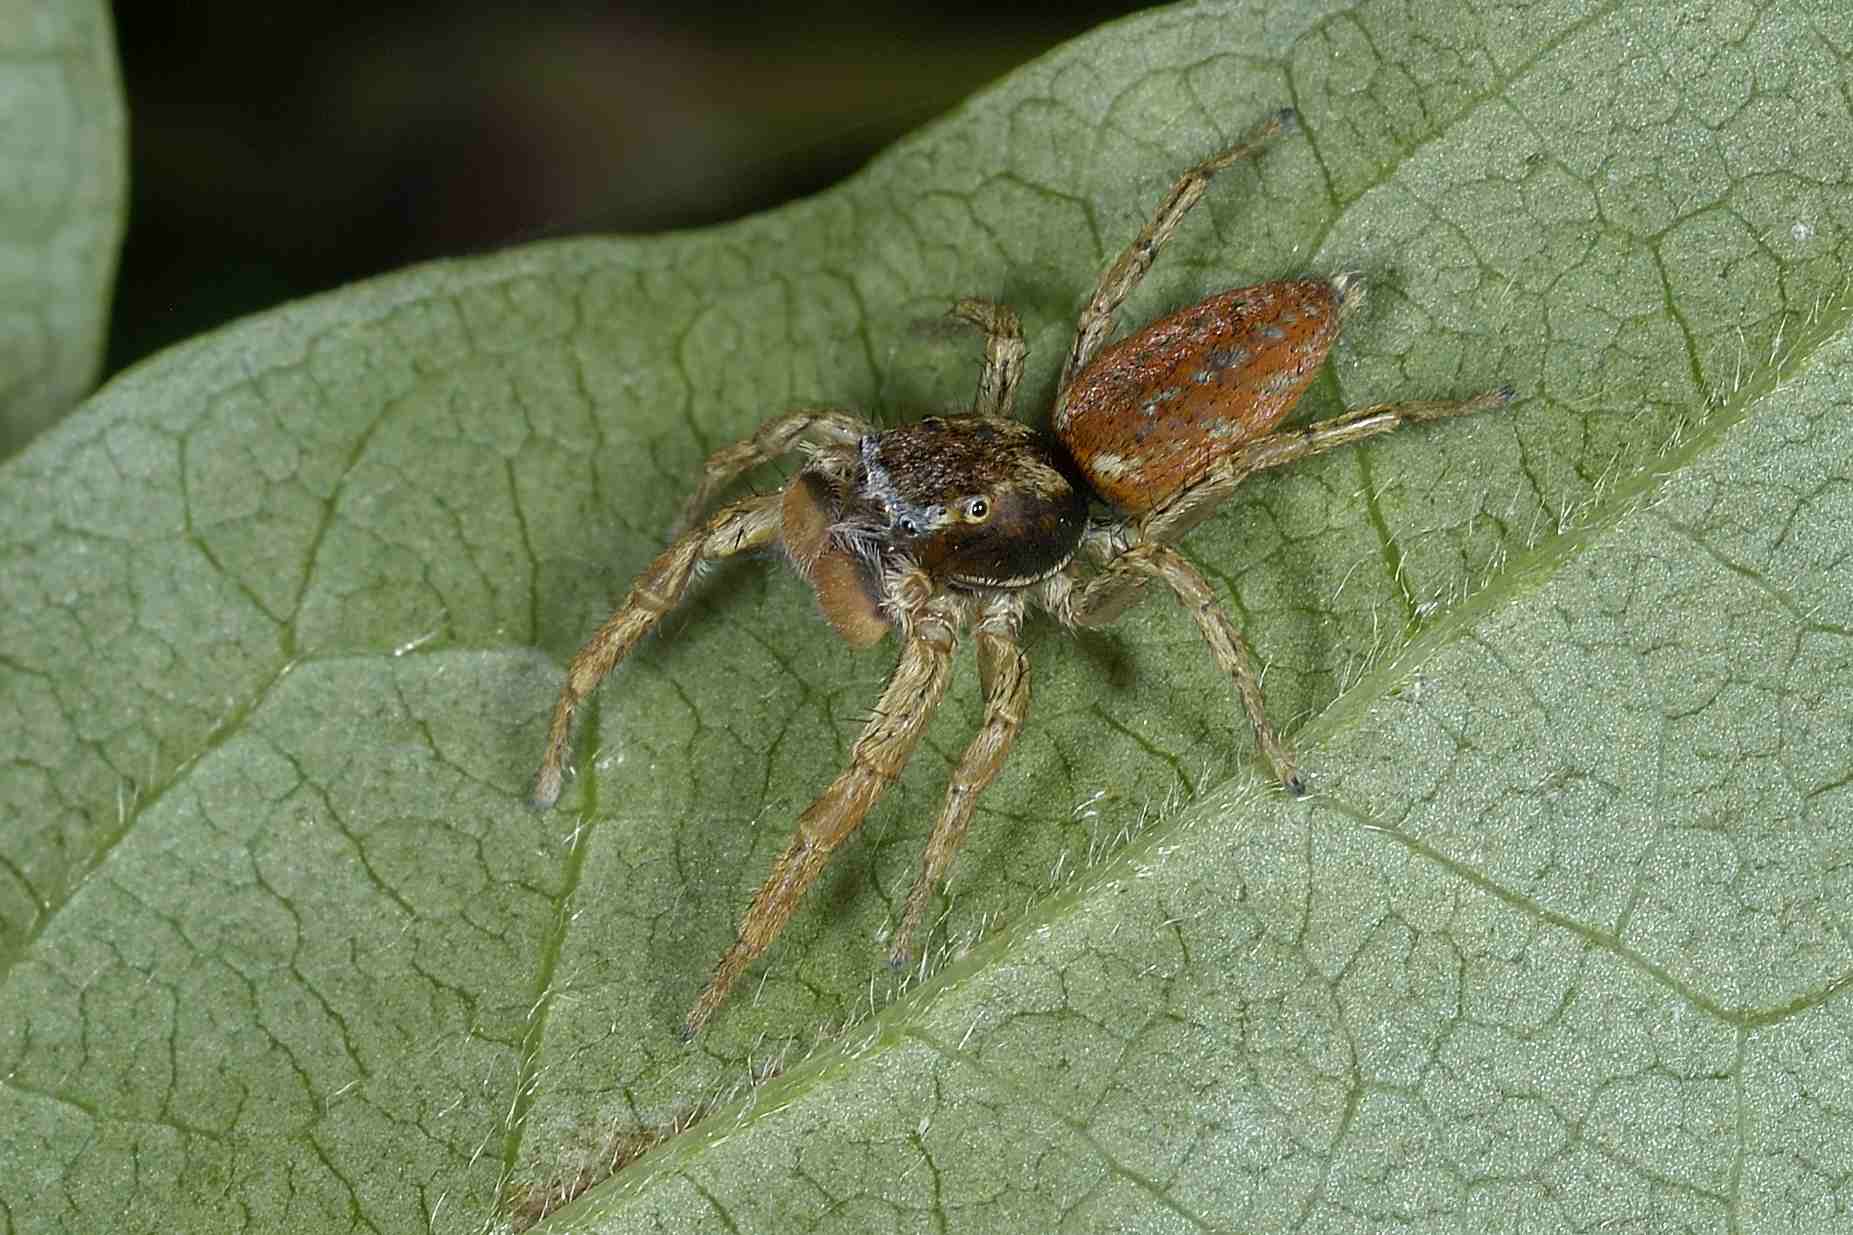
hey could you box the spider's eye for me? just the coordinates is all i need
[897,516,919,536]
[964,497,990,522]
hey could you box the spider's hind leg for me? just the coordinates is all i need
[1140,386,1516,546]
[1059,107,1296,393]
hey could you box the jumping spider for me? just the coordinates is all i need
[532,107,1513,1037]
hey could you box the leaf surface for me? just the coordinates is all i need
[2,3,1850,1232]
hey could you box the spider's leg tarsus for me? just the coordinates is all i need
[530,765,565,811]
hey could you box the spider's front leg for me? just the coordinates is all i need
[532,494,784,810]
[670,406,872,537]
[683,574,968,1038]
[889,590,1029,970]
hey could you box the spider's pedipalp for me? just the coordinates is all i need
[531,494,784,810]
[683,577,967,1038]
[781,461,890,647]
[889,589,1029,970]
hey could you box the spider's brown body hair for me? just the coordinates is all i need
[531,107,1514,1037]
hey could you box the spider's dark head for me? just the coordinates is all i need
[857,416,1087,588]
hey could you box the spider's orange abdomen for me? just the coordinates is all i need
[1055,278,1343,512]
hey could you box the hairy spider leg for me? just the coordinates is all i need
[1041,385,1516,793]
[888,590,1030,970]
[1036,542,1299,789]
[1138,386,1517,546]
[531,494,785,809]
[1058,106,1298,394]
[671,407,872,537]
[949,298,1026,419]
[683,580,968,1037]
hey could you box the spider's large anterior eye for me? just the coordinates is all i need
[898,516,919,535]
[965,498,990,522]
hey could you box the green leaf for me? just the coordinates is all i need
[3,2,1850,1232]
[0,0,126,458]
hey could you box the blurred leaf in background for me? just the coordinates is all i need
[0,0,125,457]
[105,2,1141,374]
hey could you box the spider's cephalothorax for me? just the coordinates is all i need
[776,416,1086,647]
[844,416,1088,587]
[531,107,1515,1037]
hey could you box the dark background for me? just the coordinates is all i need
[107,2,1151,379]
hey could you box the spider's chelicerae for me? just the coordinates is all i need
[532,107,1513,1037]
